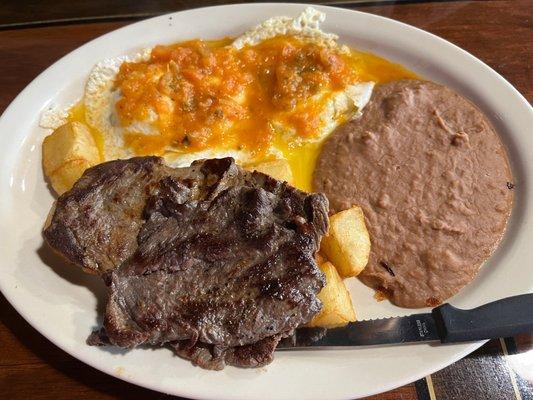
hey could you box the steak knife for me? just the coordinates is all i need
[281,294,533,348]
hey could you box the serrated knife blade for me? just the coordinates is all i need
[284,313,440,349]
[278,294,533,349]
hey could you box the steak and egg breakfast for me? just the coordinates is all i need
[40,8,513,369]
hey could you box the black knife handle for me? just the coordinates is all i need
[432,294,533,343]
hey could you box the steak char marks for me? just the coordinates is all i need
[45,157,328,369]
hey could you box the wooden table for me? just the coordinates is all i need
[1,1,532,399]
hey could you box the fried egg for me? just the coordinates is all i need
[83,9,372,165]
[41,7,417,190]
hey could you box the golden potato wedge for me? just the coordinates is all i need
[307,261,356,328]
[321,206,371,278]
[246,159,293,184]
[42,122,100,195]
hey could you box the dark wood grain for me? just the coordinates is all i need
[363,382,420,400]
[431,340,517,400]
[0,1,532,399]
[0,0,426,28]
[0,0,234,27]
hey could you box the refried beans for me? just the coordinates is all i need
[313,79,513,308]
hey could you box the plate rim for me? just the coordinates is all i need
[0,3,531,399]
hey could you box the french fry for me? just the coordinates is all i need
[307,261,356,328]
[42,122,100,195]
[246,159,293,184]
[316,252,327,265]
[321,206,371,278]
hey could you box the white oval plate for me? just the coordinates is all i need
[1,3,532,399]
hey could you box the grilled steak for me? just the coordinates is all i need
[171,334,283,370]
[45,157,329,369]
[44,156,173,274]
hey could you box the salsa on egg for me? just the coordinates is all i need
[70,35,416,190]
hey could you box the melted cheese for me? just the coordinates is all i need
[112,36,366,156]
